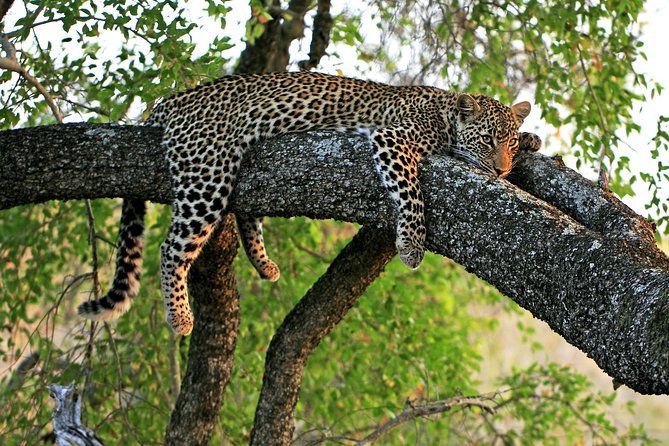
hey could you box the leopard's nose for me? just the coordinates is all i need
[495,168,510,178]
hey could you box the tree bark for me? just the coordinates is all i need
[2,124,668,396]
[249,227,397,445]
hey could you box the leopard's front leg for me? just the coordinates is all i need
[371,127,426,269]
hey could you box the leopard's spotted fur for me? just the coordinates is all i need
[78,72,537,335]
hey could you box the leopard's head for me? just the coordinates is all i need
[452,94,531,178]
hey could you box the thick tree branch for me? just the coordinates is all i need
[249,226,397,445]
[1,124,668,395]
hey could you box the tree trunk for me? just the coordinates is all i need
[249,227,396,445]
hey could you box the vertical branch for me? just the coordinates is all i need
[299,0,333,70]
[272,0,310,71]
[82,200,100,407]
[250,227,397,445]
[164,215,241,446]
[236,0,313,73]
[236,0,284,74]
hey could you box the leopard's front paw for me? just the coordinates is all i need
[397,240,424,270]
[259,260,281,282]
[519,132,542,152]
[166,309,194,336]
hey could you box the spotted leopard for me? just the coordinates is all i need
[77,71,539,335]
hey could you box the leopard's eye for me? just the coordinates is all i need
[481,134,493,146]
[509,137,518,147]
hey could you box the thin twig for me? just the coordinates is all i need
[575,41,611,170]
[103,322,134,433]
[82,200,101,405]
[168,332,181,408]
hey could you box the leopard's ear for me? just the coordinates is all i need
[456,94,481,121]
[511,101,531,123]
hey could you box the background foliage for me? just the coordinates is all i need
[0,0,666,444]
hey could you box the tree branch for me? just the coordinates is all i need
[48,384,105,446]
[272,0,310,71]
[0,0,14,24]
[299,0,333,70]
[235,0,313,74]
[249,226,397,445]
[1,124,668,395]
[354,395,496,446]
[0,34,64,122]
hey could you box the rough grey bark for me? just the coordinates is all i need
[163,216,240,445]
[1,123,669,395]
[249,227,397,445]
[509,153,661,257]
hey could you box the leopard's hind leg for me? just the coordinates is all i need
[236,214,280,282]
[160,138,242,335]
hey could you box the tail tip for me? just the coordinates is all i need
[77,299,131,322]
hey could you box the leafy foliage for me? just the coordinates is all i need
[0,0,664,444]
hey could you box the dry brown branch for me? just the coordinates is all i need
[0,35,63,122]
[354,396,496,446]
[4,352,39,393]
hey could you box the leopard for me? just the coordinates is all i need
[77,71,540,336]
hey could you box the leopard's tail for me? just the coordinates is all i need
[78,199,146,321]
